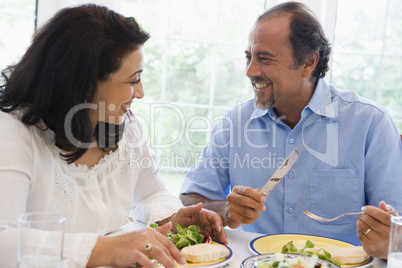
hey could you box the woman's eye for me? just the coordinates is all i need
[130,79,141,85]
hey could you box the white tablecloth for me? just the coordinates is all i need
[224,228,386,267]
[112,223,387,267]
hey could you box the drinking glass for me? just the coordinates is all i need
[388,216,402,267]
[17,212,66,268]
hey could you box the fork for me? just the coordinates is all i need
[304,210,402,222]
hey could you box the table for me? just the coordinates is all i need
[225,228,386,267]
[113,223,387,267]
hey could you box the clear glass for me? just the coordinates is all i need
[18,212,65,268]
[388,216,402,268]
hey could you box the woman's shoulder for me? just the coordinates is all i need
[0,110,30,135]
[0,110,55,147]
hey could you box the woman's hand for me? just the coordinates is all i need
[170,203,228,244]
[87,222,186,268]
[357,201,397,259]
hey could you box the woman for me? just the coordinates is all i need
[0,4,226,268]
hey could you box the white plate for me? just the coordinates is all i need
[249,234,374,268]
[241,253,340,268]
[176,241,233,267]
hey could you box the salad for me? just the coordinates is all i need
[167,224,205,249]
[256,253,333,268]
[150,223,205,249]
[281,240,339,266]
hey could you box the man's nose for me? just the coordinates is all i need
[246,57,262,78]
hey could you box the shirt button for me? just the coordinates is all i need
[289,138,295,144]
[288,172,294,178]
[89,174,96,180]
[100,224,105,229]
[288,207,294,213]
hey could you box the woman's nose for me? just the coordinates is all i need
[133,82,144,99]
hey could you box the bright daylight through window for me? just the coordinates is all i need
[1,0,401,195]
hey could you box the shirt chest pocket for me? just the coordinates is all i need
[309,168,362,225]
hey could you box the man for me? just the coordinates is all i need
[180,1,402,259]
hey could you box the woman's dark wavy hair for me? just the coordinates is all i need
[0,4,149,163]
[257,1,331,79]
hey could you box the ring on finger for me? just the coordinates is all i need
[145,243,152,252]
[364,228,372,236]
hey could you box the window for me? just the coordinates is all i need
[120,0,266,195]
[0,1,36,77]
[117,0,402,195]
[330,0,402,131]
[4,0,402,196]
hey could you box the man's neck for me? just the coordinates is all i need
[274,79,317,129]
[274,108,301,129]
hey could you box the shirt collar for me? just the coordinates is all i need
[303,78,336,119]
[249,78,336,122]
[250,105,269,121]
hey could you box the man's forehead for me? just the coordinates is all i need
[246,16,291,52]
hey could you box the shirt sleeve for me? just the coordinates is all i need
[0,112,99,267]
[0,112,34,265]
[180,111,232,200]
[363,111,402,207]
[129,118,183,225]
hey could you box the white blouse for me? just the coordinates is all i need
[0,111,183,267]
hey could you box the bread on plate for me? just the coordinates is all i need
[181,243,230,263]
[331,246,370,264]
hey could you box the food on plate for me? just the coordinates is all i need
[181,243,230,263]
[281,240,339,265]
[150,223,206,249]
[256,252,333,268]
[166,224,205,249]
[281,240,370,265]
[330,246,370,264]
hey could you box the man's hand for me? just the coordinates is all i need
[356,201,397,259]
[224,186,266,229]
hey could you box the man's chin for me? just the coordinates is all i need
[254,98,272,110]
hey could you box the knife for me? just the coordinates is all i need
[261,148,300,196]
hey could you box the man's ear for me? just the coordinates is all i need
[302,51,319,77]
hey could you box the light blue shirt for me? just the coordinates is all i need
[181,79,402,245]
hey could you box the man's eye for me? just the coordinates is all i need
[260,57,272,62]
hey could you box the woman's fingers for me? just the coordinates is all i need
[155,221,173,235]
[144,242,184,268]
[132,228,186,267]
[135,251,158,268]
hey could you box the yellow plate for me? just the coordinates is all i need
[176,241,233,267]
[249,234,373,268]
